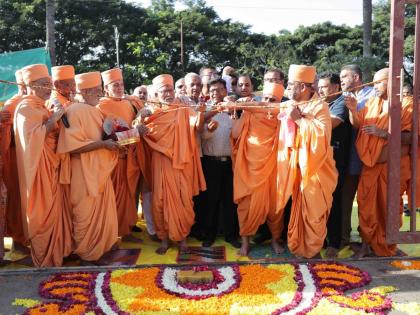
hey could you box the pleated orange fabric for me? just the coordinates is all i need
[57,102,118,261]
[356,96,412,256]
[14,95,72,267]
[277,96,337,258]
[143,106,206,241]
[97,97,140,236]
[232,111,282,238]
[1,94,26,244]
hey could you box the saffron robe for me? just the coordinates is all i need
[277,96,338,258]
[356,96,412,256]
[14,95,72,267]
[143,106,206,241]
[1,94,26,244]
[97,97,140,236]
[57,102,118,261]
[232,111,282,238]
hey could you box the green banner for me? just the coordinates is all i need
[0,47,52,103]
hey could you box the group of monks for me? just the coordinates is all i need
[0,60,416,267]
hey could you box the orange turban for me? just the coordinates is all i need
[21,64,50,85]
[152,74,173,91]
[15,69,24,84]
[101,68,123,86]
[288,64,316,84]
[75,72,102,90]
[263,82,284,100]
[51,65,75,81]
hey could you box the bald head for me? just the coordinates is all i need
[184,72,202,101]
[373,68,389,81]
[373,68,389,99]
[133,85,148,100]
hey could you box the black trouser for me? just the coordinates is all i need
[201,155,239,242]
[326,166,346,249]
[190,158,205,239]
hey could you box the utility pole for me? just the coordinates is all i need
[363,0,372,58]
[180,19,184,71]
[362,0,373,80]
[46,0,56,66]
[114,25,120,68]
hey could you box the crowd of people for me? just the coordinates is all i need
[0,61,417,267]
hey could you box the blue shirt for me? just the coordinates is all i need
[329,95,351,170]
[348,86,376,175]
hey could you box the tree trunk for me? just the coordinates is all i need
[46,0,56,66]
[363,0,372,58]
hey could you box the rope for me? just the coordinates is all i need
[0,78,384,114]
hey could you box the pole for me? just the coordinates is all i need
[114,25,120,68]
[180,19,184,71]
[46,0,56,66]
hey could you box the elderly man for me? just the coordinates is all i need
[179,72,206,240]
[57,72,120,264]
[47,65,76,108]
[175,78,187,98]
[232,82,285,256]
[277,65,337,259]
[200,78,240,248]
[1,69,27,252]
[346,68,412,258]
[143,74,206,254]
[133,85,148,101]
[317,72,352,258]
[14,64,72,267]
[98,68,146,242]
[339,64,375,247]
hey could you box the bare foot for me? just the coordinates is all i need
[156,239,169,255]
[238,236,249,256]
[325,246,339,259]
[122,234,143,243]
[179,239,188,253]
[271,239,285,255]
[352,242,369,259]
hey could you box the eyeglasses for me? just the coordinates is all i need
[264,77,282,83]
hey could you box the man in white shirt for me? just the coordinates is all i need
[201,78,240,248]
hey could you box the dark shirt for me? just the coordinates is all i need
[329,95,351,170]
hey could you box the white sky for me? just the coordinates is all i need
[130,0,370,34]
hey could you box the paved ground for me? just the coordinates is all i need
[0,257,419,314]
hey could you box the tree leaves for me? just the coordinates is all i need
[0,0,415,90]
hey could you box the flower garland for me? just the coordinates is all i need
[20,262,397,315]
[156,265,241,300]
[391,260,420,270]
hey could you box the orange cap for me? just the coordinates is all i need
[263,82,284,100]
[51,65,75,81]
[21,64,50,85]
[288,64,316,84]
[15,69,24,84]
[75,71,102,90]
[101,68,123,86]
[152,74,173,91]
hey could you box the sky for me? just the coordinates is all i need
[130,0,370,34]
